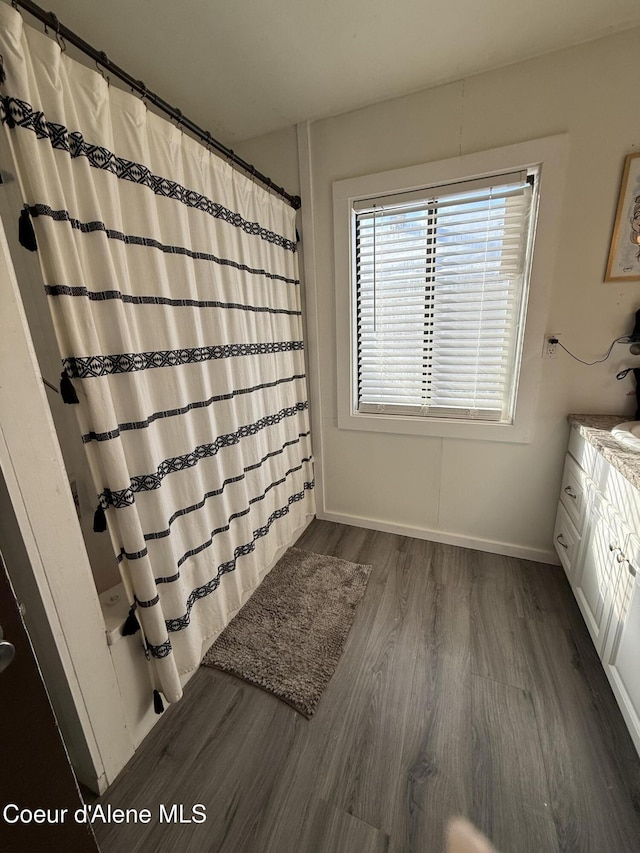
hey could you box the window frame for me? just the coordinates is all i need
[333,135,569,443]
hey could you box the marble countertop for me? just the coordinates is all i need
[568,414,640,491]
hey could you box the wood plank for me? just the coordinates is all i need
[511,558,572,628]
[471,551,532,690]
[390,581,473,853]
[471,674,560,853]
[429,540,477,591]
[295,518,348,555]
[297,798,389,853]
[522,614,640,852]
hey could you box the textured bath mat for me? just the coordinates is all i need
[202,546,372,717]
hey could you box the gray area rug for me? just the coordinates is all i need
[202,546,372,717]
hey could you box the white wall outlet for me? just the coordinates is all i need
[543,333,561,359]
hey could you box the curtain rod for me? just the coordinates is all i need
[9,0,302,210]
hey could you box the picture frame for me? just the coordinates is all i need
[605,152,640,281]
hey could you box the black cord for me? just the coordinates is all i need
[551,335,631,366]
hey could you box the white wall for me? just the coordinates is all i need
[237,26,640,562]
[0,152,121,595]
[0,212,136,792]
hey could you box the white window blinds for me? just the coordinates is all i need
[354,171,537,422]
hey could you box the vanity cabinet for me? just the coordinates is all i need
[555,423,640,756]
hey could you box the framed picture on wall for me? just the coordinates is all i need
[605,152,640,281]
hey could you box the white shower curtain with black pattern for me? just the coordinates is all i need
[0,4,315,704]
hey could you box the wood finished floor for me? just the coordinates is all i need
[94,521,640,853]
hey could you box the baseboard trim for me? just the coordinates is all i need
[316,510,560,566]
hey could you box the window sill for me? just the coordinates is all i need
[338,409,533,443]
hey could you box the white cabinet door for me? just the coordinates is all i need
[602,545,640,756]
[572,489,622,653]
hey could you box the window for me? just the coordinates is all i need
[333,136,568,442]
[354,171,537,422]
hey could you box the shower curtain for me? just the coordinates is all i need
[0,4,315,703]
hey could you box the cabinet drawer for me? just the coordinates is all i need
[559,453,587,529]
[554,501,581,579]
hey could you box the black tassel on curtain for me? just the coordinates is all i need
[18,205,37,251]
[60,370,79,404]
[153,690,165,714]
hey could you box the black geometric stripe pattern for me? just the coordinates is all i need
[0,96,297,253]
[63,340,304,379]
[32,205,299,285]
[45,284,301,316]
[116,452,312,566]
[147,639,172,659]
[103,402,309,509]
[143,433,311,544]
[81,373,306,444]
[145,480,315,659]
[169,461,313,576]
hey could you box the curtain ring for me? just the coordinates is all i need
[204,131,213,153]
[135,81,149,111]
[249,166,256,184]
[96,51,110,86]
[174,109,184,133]
[49,14,67,52]
[227,148,234,166]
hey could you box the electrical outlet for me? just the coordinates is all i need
[543,333,561,359]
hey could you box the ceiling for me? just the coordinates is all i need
[10,0,640,143]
